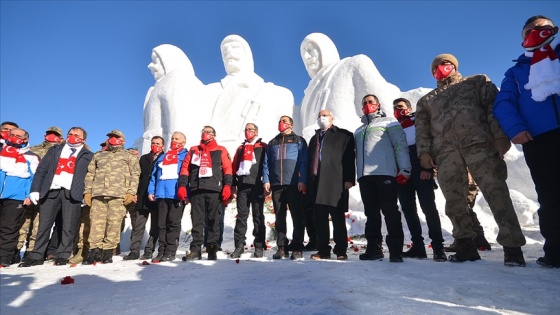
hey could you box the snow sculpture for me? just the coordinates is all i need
[206,35,294,155]
[142,44,205,154]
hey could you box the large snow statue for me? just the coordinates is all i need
[142,44,205,153]
[206,35,294,155]
[299,33,428,141]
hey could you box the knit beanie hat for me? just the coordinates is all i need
[431,54,459,73]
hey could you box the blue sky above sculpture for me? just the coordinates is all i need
[1,1,558,149]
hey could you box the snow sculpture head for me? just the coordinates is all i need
[300,33,341,78]
[148,44,195,81]
[221,35,254,75]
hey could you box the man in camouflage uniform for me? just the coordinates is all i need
[83,130,140,265]
[15,126,64,263]
[415,54,526,266]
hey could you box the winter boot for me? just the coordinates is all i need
[448,238,481,263]
[160,253,176,262]
[18,257,44,267]
[140,251,153,260]
[69,247,84,264]
[83,248,102,265]
[536,256,560,268]
[503,247,525,267]
[389,255,403,263]
[272,246,288,259]
[207,244,218,260]
[474,233,492,251]
[183,247,202,261]
[102,249,113,264]
[253,247,264,258]
[402,244,427,259]
[444,240,458,252]
[230,245,245,258]
[123,251,140,261]
[359,244,384,261]
[433,248,448,262]
[152,251,164,263]
[290,251,303,260]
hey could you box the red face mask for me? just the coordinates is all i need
[8,135,25,145]
[245,130,256,141]
[170,141,183,151]
[67,135,83,145]
[278,122,291,132]
[0,131,9,140]
[433,64,454,81]
[108,137,123,146]
[522,28,556,51]
[201,133,213,142]
[151,144,163,154]
[362,104,378,115]
[393,109,409,120]
[45,134,61,143]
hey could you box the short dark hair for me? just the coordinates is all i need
[393,98,412,109]
[152,135,164,145]
[362,94,380,104]
[203,125,216,136]
[246,123,258,131]
[68,127,87,140]
[1,121,19,129]
[524,15,554,29]
[279,116,293,125]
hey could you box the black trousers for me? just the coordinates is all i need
[190,191,221,248]
[156,198,185,255]
[129,206,158,254]
[358,175,404,255]
[234,184,266,248]
[271,185,305,251]
[397,169,444,250]
[0,199,26,260]
[46,211,63,257]
[315,204,347,256]
[29,189,82,260]
[524,128,560,259]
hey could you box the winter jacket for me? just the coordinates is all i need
[493,43,560,139]
[135,152,162,210]
[30,141,59,159]
[354,113,411,179]
[178,140,233,193]
[262,132,308,186]
[0,147,40,201]
[31,144,93,203]
[232,139,267,187]
[84,147,140,198]
[415,72,507,158]
[148,149,187,200]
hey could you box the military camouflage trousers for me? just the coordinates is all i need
[87,197,126,250]
[17,205,40,251]
[435,143,525,247]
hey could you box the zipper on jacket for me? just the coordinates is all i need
[360,115,370,179]
[553,95,560,128]
[280,135,284,185]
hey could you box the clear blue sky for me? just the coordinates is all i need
[1,1,558,150]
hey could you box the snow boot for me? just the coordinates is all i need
[102,249,113,264]
[183,247,201,261]
[503,247,525,267]
[536,256,560,268]
[448,238,481,262]
[160,253,176,262]
[290,251,303,260]
[123,251,140,261]
[69,247,84,264]
[474,233,492,251]
[140,251,153,260]
[433,248,448,262]
[152,251,164,263]
[83,248,102,265]
[359,244,384,261]
[207,244,218,260]
[402,244,427,259]
[272,246,288,259]
[253,247,264,258]
[230,245,244,258]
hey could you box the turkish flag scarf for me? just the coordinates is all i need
[525,36,560,102]
[0,144,31,178]
[160,149,180,180]
[236,139,257,176]
[191,140,216,178]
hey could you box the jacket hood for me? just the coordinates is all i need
[301,33,341,72]
[153,44,195,76]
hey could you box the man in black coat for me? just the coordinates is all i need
[21,127,93,266]
[307,110,356,260]
[123,136,164,260]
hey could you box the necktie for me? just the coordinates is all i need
[70,148,76,156]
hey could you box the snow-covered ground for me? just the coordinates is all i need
[2,145,559,314]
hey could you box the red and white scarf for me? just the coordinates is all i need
[51,145,82,190]
[236,140,257,176]
[159,149,180,180]
[191,141,214,178]
[525,36,560,102]
[0,144,31,178]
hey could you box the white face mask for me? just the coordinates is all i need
[317,116,331,130]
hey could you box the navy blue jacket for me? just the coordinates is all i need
[263,132,307,186]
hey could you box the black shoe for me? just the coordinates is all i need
[183,247,202,261]
[207,244,218,260]
[359,244,384,261]
[474,234,492,251]
[253,247,264,258]
[536,256,560,268]
[273,246,287,259]
[310,252,332,260]
[55,258,67,266]
[291,251,303,260]
[303,243,318,251]
[389,255,403,263]
[160,253,176,262]
[102,249,113,264]
[503,247,525,267]
[123,251,140,261]
[230,246,245,258]
[448,238,481,263]
[140,251,153,260]
[0,256,11,267]
[11,250,22,264]
[433,248,448,262]
[152,252,164,263]
[83,248,102,265]
[402,244,427,259]
[19,257,44,267]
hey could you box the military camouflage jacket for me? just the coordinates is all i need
[415,72,507,158]
[30,141,59,159]
[84,147,140,198]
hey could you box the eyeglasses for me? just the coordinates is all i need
[362,99,378,106]
[201,130,214,134]
[244,128,256,131]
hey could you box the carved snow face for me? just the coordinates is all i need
[302,42,321,77]
[221,40,247,75]
[148,52,165,81]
